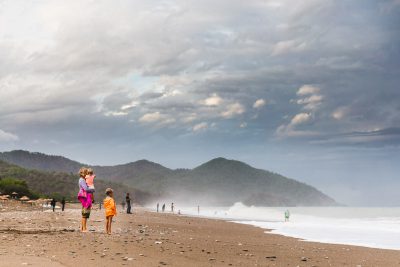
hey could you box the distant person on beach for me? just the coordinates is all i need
[198,205,200,215]
[85,168,96,202]
[77,167,94,232]
[157,203,159,213]
[285,210,290,222]
[104,188,117,235]
[162,203,165,212]
[61,197,66,211]
[50,198,56,212]
[126,193,132,214]
[171,202,174,213]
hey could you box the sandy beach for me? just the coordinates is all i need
[0,201,399,267]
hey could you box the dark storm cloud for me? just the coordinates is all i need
[0,0,398,142]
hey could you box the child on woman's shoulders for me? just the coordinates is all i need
[85,168,96,202]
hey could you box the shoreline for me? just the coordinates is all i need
[0,203,400,266]
[158,205,400,252]
[165,210,400,252]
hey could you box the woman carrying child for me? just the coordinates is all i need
[77,167,94,232]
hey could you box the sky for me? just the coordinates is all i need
[0,0,399,206]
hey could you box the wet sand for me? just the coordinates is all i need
[0,201,400,267]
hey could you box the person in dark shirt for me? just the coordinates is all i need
[126,193,132,214]
[61,197,66,211]
[50,198,56,212]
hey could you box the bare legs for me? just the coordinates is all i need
[81,217,88,232]
[106,216,113,234]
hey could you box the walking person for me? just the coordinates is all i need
[157,203,159,213]
[171,202,174,213]
[126,193,132,214]
[162,203,165,212]
[61,197,66,212]
[50,198,56,212]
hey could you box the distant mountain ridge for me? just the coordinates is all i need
[0,150,337,206]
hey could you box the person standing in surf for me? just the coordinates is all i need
[284,209,290,222]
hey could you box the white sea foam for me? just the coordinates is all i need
[161,202,400,250]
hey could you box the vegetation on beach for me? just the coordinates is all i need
[0,177,39,199]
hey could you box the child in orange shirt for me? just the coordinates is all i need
[104,188,116,234]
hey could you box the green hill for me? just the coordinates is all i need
[166,158,336,206]
[0,160,150,203]
[0,150,337,206]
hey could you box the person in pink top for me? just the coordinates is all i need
[85,168,96,202]
[77,167,94,232]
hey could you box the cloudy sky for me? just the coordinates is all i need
[0,0,399,205]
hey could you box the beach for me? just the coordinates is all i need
[0,201,399,267]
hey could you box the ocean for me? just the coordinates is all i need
[152,202,400,250]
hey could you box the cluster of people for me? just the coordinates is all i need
[156,202,175,213]
[47,198,66,212]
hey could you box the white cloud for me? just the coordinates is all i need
[291,112,311,125]
[121,101,139,110]
[276,112,313,138]
[297,94,323,110]
[296,95,323,105]
[240,122,247,128]
[193,122,208,132]
[332,106,349,120]
[277,84,322,138]
[139,112,163,123]
[295,85,323,111]
[203,93,223,106]
[104,111,128,117]
[297,85,320,96]
[253,99,266,109]
[0,129,19,142]
[139,112,176,125]
[220,103,245,118]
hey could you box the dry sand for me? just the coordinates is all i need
[0,200,399,267]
